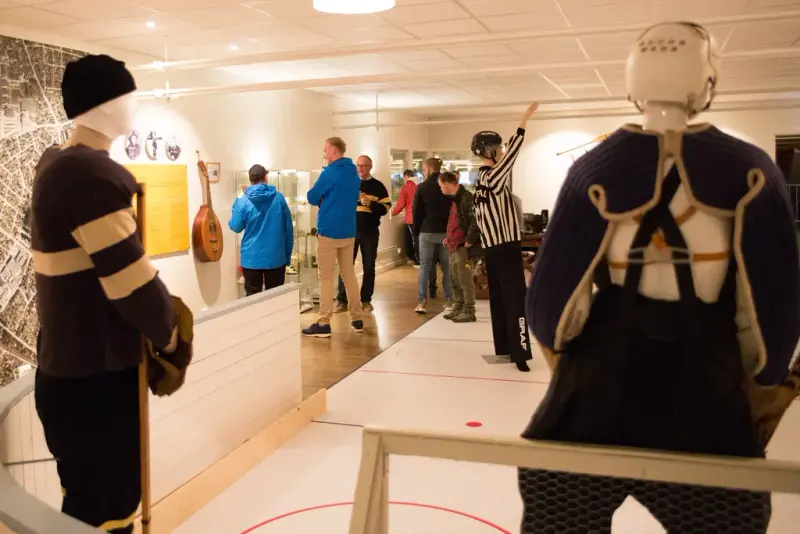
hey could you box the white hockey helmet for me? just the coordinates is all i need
[626,22,720,118]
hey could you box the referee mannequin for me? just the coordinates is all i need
[471,103,538,372]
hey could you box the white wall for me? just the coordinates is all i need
[111,91,431,313]
[337,111,431,260]
[110,89,336,313]
[429,108,800,215]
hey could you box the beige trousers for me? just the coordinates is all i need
[317,236,363,325]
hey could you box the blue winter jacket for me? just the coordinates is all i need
[228,183,294,270]
[306,157,359,239]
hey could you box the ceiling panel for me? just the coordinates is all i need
[380,50,450,62]
[508,38,589,64]
[378,0,472,25]
[177,7,276,27]
[0,6,78,27]
[482,11,568,33]
[326,26,415,43]
[442,44,515,58]
[52,15,200,41]
[296,13,389,33]
[319,54,408,75]
[404,17,486,38]
[557,0,654,28]
[242,0,322,20]
[457,54,525,68]
[579,31,641,60]
[461,0,558,16]
[723,20,800,50]
[400,57,466,72]
[38,0,154,21]
[652,0,749,19]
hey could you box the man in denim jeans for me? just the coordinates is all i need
[412,157,453,313]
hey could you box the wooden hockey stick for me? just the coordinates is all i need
[555,133,612,156]
[135,185,152,534]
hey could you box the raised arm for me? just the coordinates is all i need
[66,171,175,350]
[485,103,538,193]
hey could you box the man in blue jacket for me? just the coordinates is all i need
[303,137,364,338]
[229,164,294,296]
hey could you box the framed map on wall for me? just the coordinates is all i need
[0,34,85,385]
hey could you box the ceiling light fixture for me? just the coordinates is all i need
[145,20,156,29]
[229,44,239,51]
[313,0,395,15]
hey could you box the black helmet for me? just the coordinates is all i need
[471,131,503,161]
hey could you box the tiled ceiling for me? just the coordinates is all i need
[1,0,799,111]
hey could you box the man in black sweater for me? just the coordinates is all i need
[412,157,454,313]
[335,155,391,313]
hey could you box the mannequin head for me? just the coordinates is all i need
[62,54,138,142]
[626,22,720,122]
[73,93,137,140]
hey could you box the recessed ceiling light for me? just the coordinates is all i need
[145,21,156,29]
[313,0,395,15]
[229,44,239,51]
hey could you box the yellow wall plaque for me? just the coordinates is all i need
[125,164,190,257]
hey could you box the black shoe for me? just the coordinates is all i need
[516,361,531,372]
[351,320,365,333]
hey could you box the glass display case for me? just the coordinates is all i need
[232,169,320,312]
[389,149,408,204]
[432,150,483,193]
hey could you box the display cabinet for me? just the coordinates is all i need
[232,169,320,312]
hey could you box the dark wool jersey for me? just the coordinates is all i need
[412,172,452,235]
[32,145,175,378]
[527,125,800,385]
[356,177,391,233]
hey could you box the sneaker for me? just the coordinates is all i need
[452,311,477,323]
[334,302,348,314]
[302,323,332,338]
[444,300,455,312]
[443,306,463,320]
[415,301,427,314]
[362,302,374,313]
[429,291,437,299]
[516,360,531,373]
[351,320,365,333]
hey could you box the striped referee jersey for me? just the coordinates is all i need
[474,128,525,248]
[31,145,175,378]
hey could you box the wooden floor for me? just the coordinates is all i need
[300,265,446,399]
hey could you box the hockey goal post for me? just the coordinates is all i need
[348,426,800,534]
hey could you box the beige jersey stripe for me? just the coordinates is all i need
[32,248,94,276]
[71,208,137,255]
[99,255,158,300]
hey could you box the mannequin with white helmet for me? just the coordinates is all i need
[519,22,798,533]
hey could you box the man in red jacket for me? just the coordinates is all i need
[392,169,419,265]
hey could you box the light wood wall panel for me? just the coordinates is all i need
[1,285,302,510]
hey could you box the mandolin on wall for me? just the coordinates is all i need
[192,151,224,263]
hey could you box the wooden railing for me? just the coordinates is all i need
[348,426,800,534]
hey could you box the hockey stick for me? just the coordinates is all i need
[135,185,152,534]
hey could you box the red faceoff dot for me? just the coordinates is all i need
[466,421,483,428]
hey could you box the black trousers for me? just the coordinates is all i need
[485,241,532,363]
[35,367,141,534]
[242,267,286,296]
[338,229,379,304]
[518,469,770,534]
[405,224,419,263]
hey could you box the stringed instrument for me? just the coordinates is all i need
[192,151,223,262]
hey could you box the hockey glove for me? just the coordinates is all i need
[146,296,194,397]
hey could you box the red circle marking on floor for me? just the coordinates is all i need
[240,501,511,533]
[466,421,483,428]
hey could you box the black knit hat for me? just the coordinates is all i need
[61,54,137,119]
